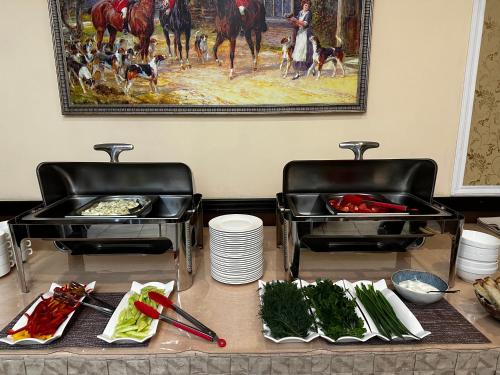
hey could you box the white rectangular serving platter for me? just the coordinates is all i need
[0,281,96,346]
[258,279,430,344]
[97,280,175,344]
[258,280,319,343]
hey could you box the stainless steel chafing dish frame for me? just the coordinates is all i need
[275,141,464,286]
[9,144,204,293]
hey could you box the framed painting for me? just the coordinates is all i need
[48,0,373,114]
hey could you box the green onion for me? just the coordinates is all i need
[355,283,417,340]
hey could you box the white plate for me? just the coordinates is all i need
[210,229,263,238]
[211,253,263,262]
[211,246,263,254]
[211,254,263,266]
[209,227,263,236]
[212,271,262,285]
[211,240,263,247]
[0,281,97,346]
[210,245,263,255]
[211,253,263,260]
[210,238,263,246]
[210,238,263,247]
[210,225,263,233]
[97,280,175,344]
[212,267,263,280]
[210,236,263,243]
[209,215,263,233]
[212,263,263,275]
[211,260,264,274]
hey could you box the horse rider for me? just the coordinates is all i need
[113,0,131,34]
[160,0,176,16]
[236,0,251,16]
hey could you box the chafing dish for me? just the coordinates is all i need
[9,144,203,293]
[276,141,463,285]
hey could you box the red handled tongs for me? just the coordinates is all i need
[134,291,226,348]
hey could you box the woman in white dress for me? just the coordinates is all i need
[288,0,313,79]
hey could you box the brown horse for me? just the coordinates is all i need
[91,0,156,61]
[213,0,267,79]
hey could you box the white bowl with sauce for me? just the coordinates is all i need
[392,269,448,305]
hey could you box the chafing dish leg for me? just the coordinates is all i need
[289,222,300,279]
[276,206,283,248]
[176,222,193,292]
[448,220,463,287]
[12,238,29,293]
[185,221,192,273]
[282,218,289,271]
[195,205,204,249]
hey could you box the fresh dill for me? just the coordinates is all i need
[259,281,315,339]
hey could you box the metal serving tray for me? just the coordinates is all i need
[66,195,154,218]
[320,193,443,216]
[24,195,194,224]
[286,192,451,220]
[320,193,412,216]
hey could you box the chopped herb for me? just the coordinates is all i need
[303,279,366,339]
[259,281,315,339]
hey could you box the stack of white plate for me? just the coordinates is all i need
[457,230,500,282]
[209,214,264,285]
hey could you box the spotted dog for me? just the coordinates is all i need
[67,58,95,94]
[148,38,158,59]
[279,36,294,78]
[83,38,95,55]
[307,35,345,79]
[94,48,127,84]
[124,55,165,95]
[194,31,209,63]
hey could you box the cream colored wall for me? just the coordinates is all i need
[0,0,472,200]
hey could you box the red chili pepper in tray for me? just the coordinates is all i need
[7,283,85,341]
[328,194,413,214]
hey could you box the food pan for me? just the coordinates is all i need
[66,195,154,218]
[321,193,413,216]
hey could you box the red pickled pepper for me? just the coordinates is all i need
[8,284,83,339]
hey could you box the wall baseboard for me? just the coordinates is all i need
[0,197,499,225]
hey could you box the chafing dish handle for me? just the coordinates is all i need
[339,141,379,160]
[94,143,134,163]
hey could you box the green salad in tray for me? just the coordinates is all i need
[259,279,366,341]
[304,279,366,340]
[113,286,164,340]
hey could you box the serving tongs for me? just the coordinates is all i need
[134,291,226,347]
[69,281,116,311]
[53,288,115,316]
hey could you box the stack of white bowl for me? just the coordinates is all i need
[209,214,264,285]
[456,230,500,282]
[0,231,13,277]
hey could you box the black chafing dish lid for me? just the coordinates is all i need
[37,162,194,205]
[283,159,437,203]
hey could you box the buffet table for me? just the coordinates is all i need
[0,226,499,374]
